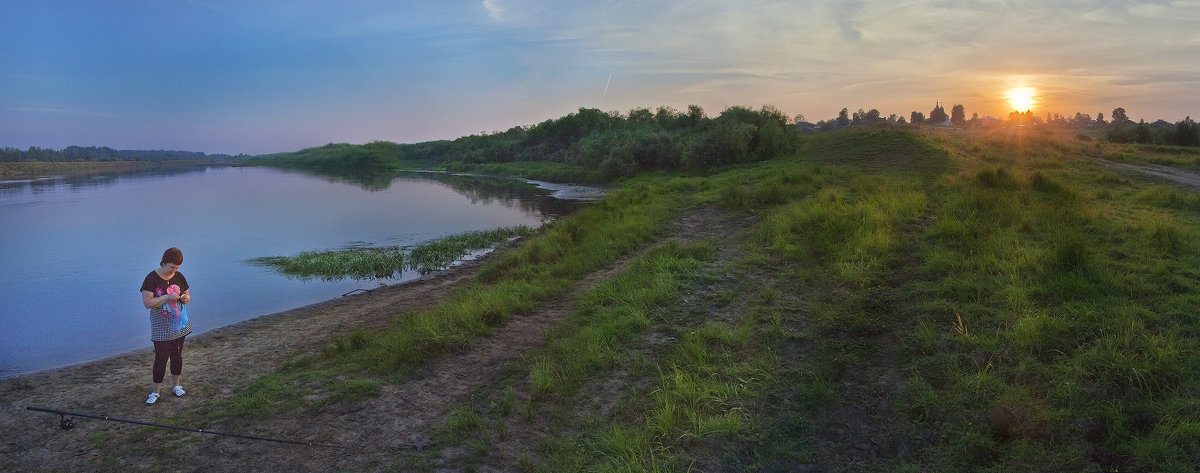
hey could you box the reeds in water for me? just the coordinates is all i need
[252,226,534,280]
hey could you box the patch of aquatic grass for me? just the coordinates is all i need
[253,247,406,281]
[252,226,534,280]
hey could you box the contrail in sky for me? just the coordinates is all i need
[600,74,612,108]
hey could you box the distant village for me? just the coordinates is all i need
[793,102,1198,147]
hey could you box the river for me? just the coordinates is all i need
[0,165,591,378]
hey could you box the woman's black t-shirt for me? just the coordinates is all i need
[140,271,190,341]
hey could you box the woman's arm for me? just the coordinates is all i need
[179,289,190,304]
[142,290,178,309]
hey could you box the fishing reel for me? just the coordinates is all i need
[58,413,75,431]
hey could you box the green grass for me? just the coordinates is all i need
[149,127,1200,472]
[484,128,1200,472]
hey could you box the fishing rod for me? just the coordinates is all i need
[25,406,346,449]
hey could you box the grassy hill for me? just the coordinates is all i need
[100,125,1200,471]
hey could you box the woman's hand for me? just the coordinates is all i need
[179,292,190,304]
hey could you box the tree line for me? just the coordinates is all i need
[254,105,802,182]
[815,104,1199,147]
[0,145,249,162]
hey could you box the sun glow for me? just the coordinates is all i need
[1007,87,1036,111]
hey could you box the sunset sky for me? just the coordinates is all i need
[2,0,1198,155]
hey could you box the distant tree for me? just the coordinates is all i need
[1176,116,1199,146]
[687,104,707,123]
[628,107,654,123]
[682,119,754,167]
[1009,111,1030,125]
[792,113,806,124]
[1134,120,1152,143]
[836,108,851,127]
[1112,107,1130,124]
[654,106,686,128]
[897,116,907,125]
[951,104,966,126]
[1096,113,1106,125]
[910,111,925,124]
[1061,112,1089,128]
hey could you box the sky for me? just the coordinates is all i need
[2,0,1199,155]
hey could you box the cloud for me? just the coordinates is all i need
[830,0,865,42]
[483,0,504,20]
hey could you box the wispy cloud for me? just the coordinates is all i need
[483,0,504,20]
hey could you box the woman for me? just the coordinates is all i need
[140,247,192,404]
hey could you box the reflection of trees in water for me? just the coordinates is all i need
[289,167,583,218]
[2,163,587,217]
[398,171,582,218]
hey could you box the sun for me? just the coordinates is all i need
[1007,87,1037,111]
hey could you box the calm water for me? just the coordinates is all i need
[0,166,587,378]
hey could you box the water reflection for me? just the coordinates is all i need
[270,167,601,218]
[397,171,588,218]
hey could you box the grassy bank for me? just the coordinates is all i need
[116,126,1200,471]
[418,127,1200,471]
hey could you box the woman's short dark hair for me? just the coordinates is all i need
[161,247,183,266]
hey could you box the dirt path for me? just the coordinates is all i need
[1096,158,1200,189]
[1,210,715,472]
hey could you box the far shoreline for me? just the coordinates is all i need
[0,159,229,181]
